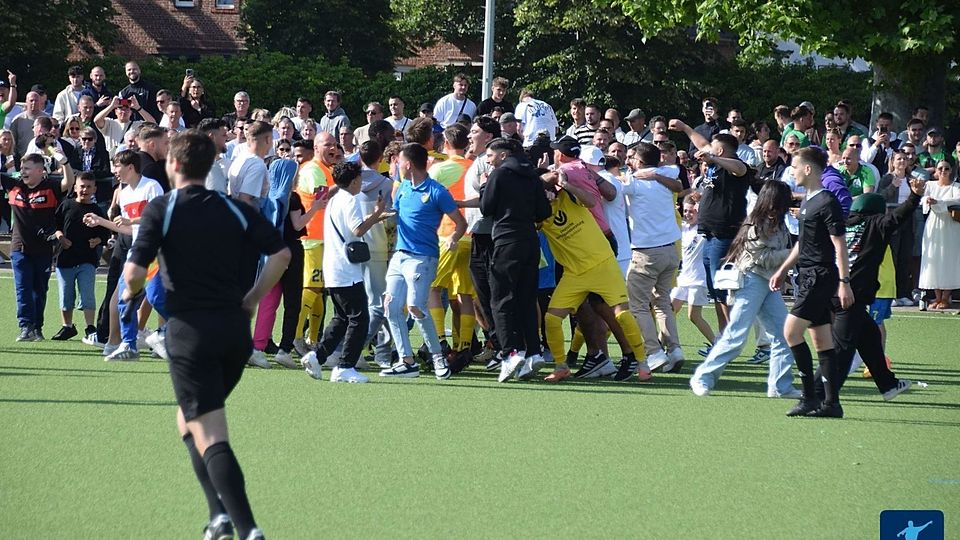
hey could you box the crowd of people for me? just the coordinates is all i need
[4,60,960,539]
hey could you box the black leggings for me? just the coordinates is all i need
[815,302,898,398]
[489,239,541,355]
[277,243,304,352]
[469,233,498,350]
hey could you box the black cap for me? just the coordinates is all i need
[419,102,433,113]
[549,135,581,157]
[0,80,8,89]
[30,84,47,95]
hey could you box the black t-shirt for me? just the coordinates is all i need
[55,198,109,268]
[797,189,845,269]
[138,151,170,192]
[284,191,307,245]
[129,185,286,314]
[697,163,749,239]
[1,177,65,255]
[477,98,515,118]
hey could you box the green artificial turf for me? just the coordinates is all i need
[0,273,957,539]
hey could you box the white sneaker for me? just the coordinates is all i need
[882,379,912,401]
[293,338,311,357]
[433,353,452,380]
[646,350,669,372]
[767,388,803,399]
[498,350,525,382]
[330,366,369,383]
[136,329,150,351]
[301,351,323,380]
[517,354,546,380]
[662,348,685,373]
[105,342,139,362]
[82,333,105,348]
[145,330,168,361]
[245,528,265,540]
[690,379,710,396]
[274,350,298,369]
[102,342,120,357]
[248,349,271,369]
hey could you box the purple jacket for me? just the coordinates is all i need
[822,165,852,218]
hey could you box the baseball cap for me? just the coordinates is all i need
[0,80,8,89]
[625,108,645,121]
[499,112,518,124]
[30,84,47,95]
[926,126,943,137]
[419,102,433,113]
[798,100,815,111]
[549,135,580,157]
[579,145,606,167]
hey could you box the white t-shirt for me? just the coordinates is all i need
[159,115,186,129]
[118,177,163,244]
[205,156,230,193]
[101,119,142,157]
[514,98,558,147]
[227,153,268,204]
[463,157,492,233]
[387,116,412,137]
[677,222,707,287]
[622,165,682,249]
[322,189,365,288]
[599,171,630,263]
[737,143,761,167]
[433,93,476,128]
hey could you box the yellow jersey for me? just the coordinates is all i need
[539,189,613,275]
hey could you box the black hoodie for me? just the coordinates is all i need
[845,192,920,304]
[479,154,551,245]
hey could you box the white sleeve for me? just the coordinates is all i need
[238,160,262,197]
[146,181,164,201]
[655,165,680,179]
[344,195,365,234]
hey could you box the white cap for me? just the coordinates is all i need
[579,145,606,166]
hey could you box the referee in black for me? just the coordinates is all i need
[122,130,290,540]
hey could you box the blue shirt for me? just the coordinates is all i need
[394,176,457,257]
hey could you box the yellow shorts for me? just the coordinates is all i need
[431,237,475,296]
[549,256,628,311]
[303,245,324,288]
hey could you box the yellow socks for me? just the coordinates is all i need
[545,313,567,368]
[615,310,644,355]
[299,289,324,343]
[429,307,446,342]
[458,314,476,351]
[569,327,585,355]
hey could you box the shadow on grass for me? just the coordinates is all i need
[843,417,960,428]
[0,398,176,407]
[0,364,168,376]
[1,347,114,358]
[0,370,103,378]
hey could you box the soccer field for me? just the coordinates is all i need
[1,274,957,539]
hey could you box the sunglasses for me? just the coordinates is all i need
[278,147,291,152]
[366,111,378,115]
[847,143,861,147]
[80,137,94,141]
[69,127,80,131]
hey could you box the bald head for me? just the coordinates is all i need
[841,147,860,172]
[315,132,339,166]
[762,139,780,165]
[25,92,42,113]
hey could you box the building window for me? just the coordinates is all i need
[174,0,195,7]
[215,0,236,8]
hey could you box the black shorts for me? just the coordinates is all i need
[166,309,253,421]
[790,266,838,327]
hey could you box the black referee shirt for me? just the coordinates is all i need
[128,184,286,315]
[796,189,845,269]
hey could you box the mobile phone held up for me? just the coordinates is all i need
[314,185,329,199]
[118,98,131,108]
[185,68,194,78]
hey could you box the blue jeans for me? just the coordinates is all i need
[116,274,168,350]
[56,263,97,311]
[363,257,393,362]
[702,237,733,303]
[691,271,796,395]
[384,251,441,360]
[11,250,52,330]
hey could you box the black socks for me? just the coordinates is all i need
[818,348,840,406]
[790,342,815,401]
[203,441,257,539]
[183,433,226,520]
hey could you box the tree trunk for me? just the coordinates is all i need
[870,56,948,133]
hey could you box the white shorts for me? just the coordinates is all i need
[670,284,709,306]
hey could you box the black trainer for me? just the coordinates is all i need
[565,350,579,369]
[807,402,844,418]
[574,352,608,378]
[51,325,78,341]
[439,339,453,357]
[202,514,234,540]
[613,357,639,382]
[264,339,280,355]
[16,327,33,342]
[786,399,821,417]
[484,351,503,372]
[449,349,472,374]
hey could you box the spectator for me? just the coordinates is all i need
[564,98,586,138]
[917,127,948,173]
[53,66,85,123]
[179,76,215,128]
[197,118,230,193]
[75,127,111,178]
[12,92,50,156]
[730,119,761,167]
[781,105,814,148]
[832,102,864,149]
[689,97,726,154]
[386,96,412,139]
[513,89,558,148]
[339,126,357,161]
[498,112,523,144]
[222,91,251,131]
[572,103,602,145]
[4,152,76,341]
[918,160,960,309]
[119,61,160,122]
[878,150,917,304]
[433,73,477,128]
[228,120,271,208]
[838,146,878,197]
[137,125,171,192]
[620,108,651,146]
[165,102,186,134]
[79,66,111,113]
[757,139,787,183]
[94,96,155,156]
[477,77,514,118]
[291,97,314,132]
[0,71,18,128]
[318,90,351,140]
[354,102,383,146]
[51,172,110,341]
[156,89,185,130]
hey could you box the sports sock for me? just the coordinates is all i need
[790,342,816,401]
[615,311,644,356]
[568,327,585,355]
[458,314,476,352]
[545,312,567,369]
[203,441,256,539]
[308,292,325,343]
[183,434,226,520]
[429,307,446,343]
[818,348,840,406]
